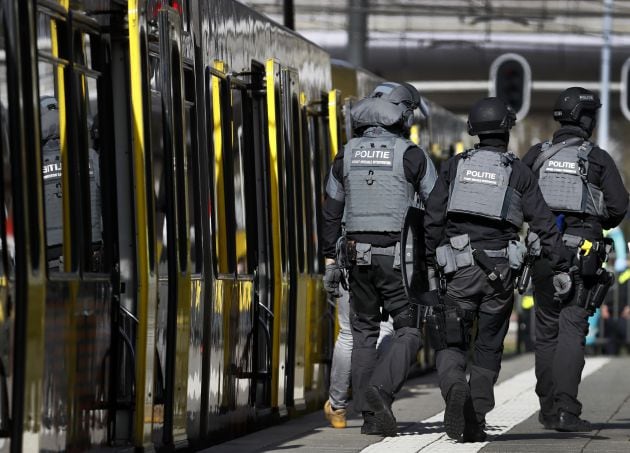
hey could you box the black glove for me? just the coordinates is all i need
[553,265,579,302]
[324,263,343,297]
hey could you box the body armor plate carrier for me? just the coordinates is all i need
[447,149,523,227]
[535,140,607,217]
[343,136,417,233]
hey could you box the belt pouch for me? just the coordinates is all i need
[450,234,474,269]
[426,310,447,351]
[444,308,463,345]
[436,244,457,274]
[355,243,372,266]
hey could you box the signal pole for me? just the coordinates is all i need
[599,0,613,154]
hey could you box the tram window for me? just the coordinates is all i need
[290,90,306,273]
[83,75,104,272]
[231,88,249,275]
[301,107,315,274]
[185,94,202,273]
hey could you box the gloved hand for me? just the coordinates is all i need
[553,265,578,301]
[324,263,344,297]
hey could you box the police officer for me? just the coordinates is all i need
[41,96,103,270]
[522,87,629,432]
[423,97,572,442]
[322,81,437,437]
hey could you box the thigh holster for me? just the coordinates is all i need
[426,306,475,351]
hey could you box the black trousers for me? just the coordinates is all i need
[533,257,591,417]
[349,254,421,413]
[436,259,513,424]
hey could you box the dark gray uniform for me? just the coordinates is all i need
[523,125,629,419]
[424,137,570,427]
[322,126,436,415]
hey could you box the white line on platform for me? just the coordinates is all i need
[362,357,610,453]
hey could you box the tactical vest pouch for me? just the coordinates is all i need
[450,234,474,269]
[507,240,527,270]
[355,243,372,266]
[584,183,608,218]
[435,234,473,274]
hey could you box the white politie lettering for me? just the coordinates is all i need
[354,150,391,159]
[465,169,496,180]
[548,160,576,169]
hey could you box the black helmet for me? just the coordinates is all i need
[467,97,516,136]
[553,87,601,130]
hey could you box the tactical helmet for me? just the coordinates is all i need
[553,87,601,132]
[467,97,516,136]
[352,81,426,131]
[40,96,59,142]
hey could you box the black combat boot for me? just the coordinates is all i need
[462,396,486,442]
[364,385,397,437]
[555,410,593,432]
[538,410,558,430]
[444,383,469,440]
[361,412,382,435]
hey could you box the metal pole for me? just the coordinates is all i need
[347,0,368,67]
[284,0,295,30]
[599,0,613,152]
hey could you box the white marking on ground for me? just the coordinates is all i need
[362,357,610,453]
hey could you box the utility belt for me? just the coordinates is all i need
[561,234,614,313]
[435,234,525,288]
[426,305,476,351]
[563,233,612,278]
[343,240,401,268]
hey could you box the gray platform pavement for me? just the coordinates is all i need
[203,354,630,453]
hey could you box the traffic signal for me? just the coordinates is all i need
[621,58,630,121]
[490,53,531,120]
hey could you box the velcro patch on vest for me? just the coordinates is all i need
[544,160,578,174]
[461,169,498,185]
[350,147,394,168]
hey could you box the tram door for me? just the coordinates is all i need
[0,0,14,448]
[33,1,118,450]
[206,61,273,434]
[149,6,192,448]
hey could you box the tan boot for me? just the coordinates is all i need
[324,400,347,428]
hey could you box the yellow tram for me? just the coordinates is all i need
[0,1,466,450]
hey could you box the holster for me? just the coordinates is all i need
[584,268,613,313]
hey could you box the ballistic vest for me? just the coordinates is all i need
[42,138,102,248]
[342,136,417,233]
[447,149,523,227]
[536,140,607,217]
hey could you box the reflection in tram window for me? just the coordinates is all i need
[232,88,249,275]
